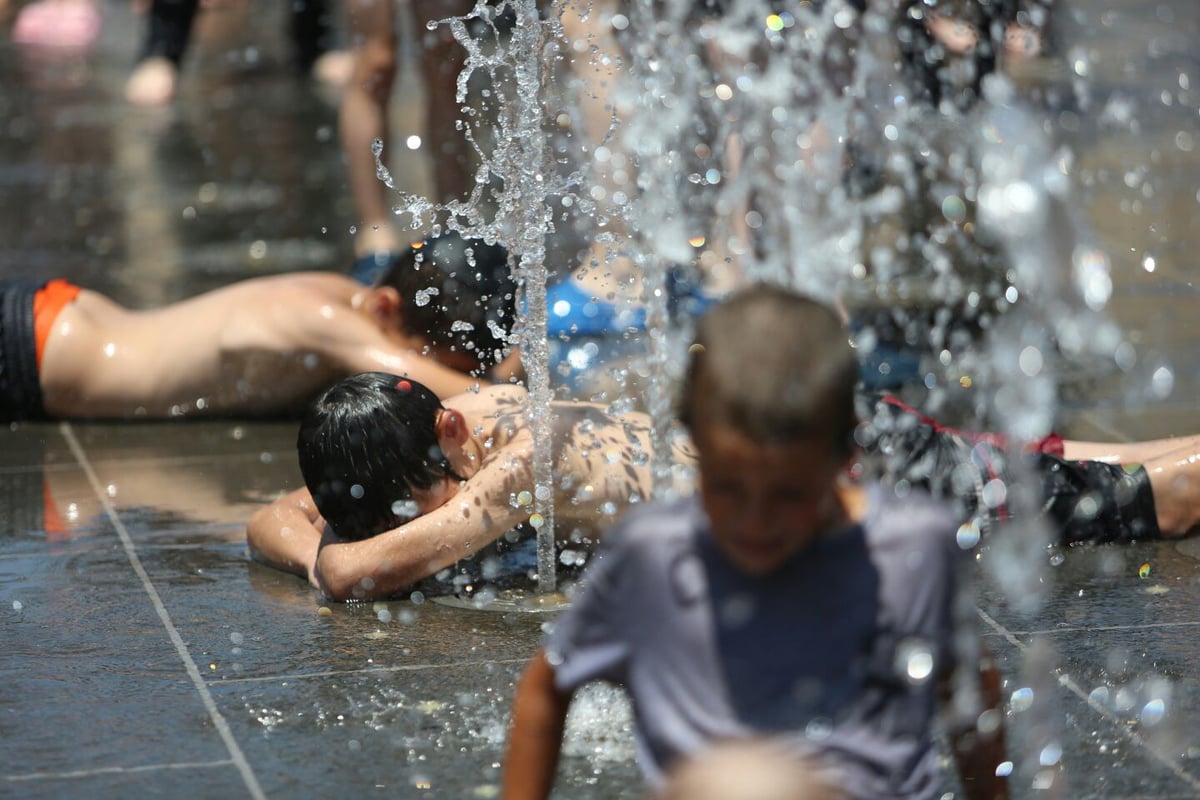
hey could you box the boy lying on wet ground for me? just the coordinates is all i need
[0,232,516,421]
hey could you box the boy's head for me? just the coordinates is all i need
[679,284,859,452]
[678,284,861,575]
[297,372,462,541]
[377,232,516,371]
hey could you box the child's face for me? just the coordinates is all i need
[694,422,848,576]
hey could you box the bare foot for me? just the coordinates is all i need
[311,50,354,91]
[125,57,178,106]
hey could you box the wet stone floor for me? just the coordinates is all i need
[3,1,1200,798]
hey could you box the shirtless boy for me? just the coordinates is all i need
[0,233,515,421]
[246,372,696,599]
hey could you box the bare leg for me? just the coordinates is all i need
[1061,435,1200,466]
[410,0,472,203]
[125,0,196,106]
[1140,444,1200,538]
[340,0,400,258]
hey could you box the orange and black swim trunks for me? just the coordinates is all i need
[1,279,81,421]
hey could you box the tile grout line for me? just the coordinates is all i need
[977,607,1200,792]
[59,422,268,800]
[985,619,1200,637]
[209,656,531,686]
[6,759,235,783]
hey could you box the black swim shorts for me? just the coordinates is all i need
[857,393,1161,543]
[0,280,46,422]
[1033,453,1160,544]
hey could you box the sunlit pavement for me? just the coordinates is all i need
[3,2,1200,798]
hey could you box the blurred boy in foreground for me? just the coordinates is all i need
[501,285,1009,799]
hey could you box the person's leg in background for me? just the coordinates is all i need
[125,0,198,105]
[411,0,472,205]
[292,0,354,87]
[340,0,401,281]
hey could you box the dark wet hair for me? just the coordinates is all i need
[678,284,860,457]
[297,372,462,541]
[377,232,516,369]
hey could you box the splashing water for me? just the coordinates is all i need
[376,0,583,593]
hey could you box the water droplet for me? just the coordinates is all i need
[1151,366,1174,399]
[1010,687,1035,712]
[1019,346,1044,377]
[804,717,833,740]
[894,638,934,683]
[1039,742,1062,766]
[941,194,966,223]
[956,521,981,549]
[981,478,1007,509]
[1141,698,1166,726]
[392,499,419,518]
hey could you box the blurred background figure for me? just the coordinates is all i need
[124,0,352,106]
[6,0,100,50]
[340,0,475,282]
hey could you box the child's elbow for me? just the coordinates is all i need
[314,551,421,602]
[313,556,363,602]
[244,508,272,556]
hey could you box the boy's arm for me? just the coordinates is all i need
[337,342,485,399]
[488,349,526,385]
[945,642,1010,800]
[313,449,532,601]
[246,488,324,589]
[502,649,572,800]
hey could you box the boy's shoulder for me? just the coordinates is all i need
[600,495,702,557]
[862,482,961,552]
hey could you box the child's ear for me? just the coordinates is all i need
[369,287,403,324]
[435,408,469,444]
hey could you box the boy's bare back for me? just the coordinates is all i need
[38,273,434,418]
